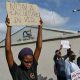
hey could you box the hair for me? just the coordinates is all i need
[54,50,59,62]
[67,50,75,57]
[77,56,80,65]
[55,50,59,53]
[67,48,71,53]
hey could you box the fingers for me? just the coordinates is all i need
[5,15,11,27]
[6,15,10,23]
[40,17,43,24]
[39,17,43,26]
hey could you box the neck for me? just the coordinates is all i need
[20,63,28,70]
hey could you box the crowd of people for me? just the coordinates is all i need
[53,45,80,80]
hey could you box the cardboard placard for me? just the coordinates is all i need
[6,2,40,26]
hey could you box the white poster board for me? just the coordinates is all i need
[6,2,40,26]
[71,69,80,80]
[61,40,70,48]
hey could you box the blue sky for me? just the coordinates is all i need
[0,0,80,41]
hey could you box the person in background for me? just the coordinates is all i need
[53,45,68,80]
[65,48,79,80]
[77,56,80,68]
[5,15,43,80]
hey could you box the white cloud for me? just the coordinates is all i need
[39,7,69,28]
[46,0,62,7]
[0,23,24,41]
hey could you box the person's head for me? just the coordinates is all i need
[55,50,61,58]
[77,56,80,68]
[18,48,33,69]
[69,51,76,61]
[67,48,72,57]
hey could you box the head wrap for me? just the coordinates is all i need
[18,47,33,61]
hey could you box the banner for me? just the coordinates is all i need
[71,69,80,80]
[6,2,40,26]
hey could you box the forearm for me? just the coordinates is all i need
[59,45,62,51]
[34,24,42,61]
[62,54,68,60]
[5,27,11,51]
[36,25,42,49]
[5,26,14,67]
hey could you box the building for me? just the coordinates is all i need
[0,26,80,80]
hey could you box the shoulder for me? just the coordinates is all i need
[9,62,19,71]
[71,62,79,71]
[33,57,38,65]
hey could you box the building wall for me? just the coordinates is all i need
[0,27,72,46]
[0,37,80,80]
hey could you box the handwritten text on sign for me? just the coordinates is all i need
[6,2,40,26]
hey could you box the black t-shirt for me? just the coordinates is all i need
[9,58,38,80]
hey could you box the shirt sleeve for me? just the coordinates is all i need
[9,62,19,77]
[33,57,38,67]
[9,62,18,70]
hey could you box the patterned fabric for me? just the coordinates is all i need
[18,48,33,61]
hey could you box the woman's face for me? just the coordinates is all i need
[22,55,33,69]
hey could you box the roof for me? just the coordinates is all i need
[43,27,77,33]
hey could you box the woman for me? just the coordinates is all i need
[5,15,43,80]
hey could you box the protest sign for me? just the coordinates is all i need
[61,40,70,48]
[71,69,80,80]
[6,2,40,26]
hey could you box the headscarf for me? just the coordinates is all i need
[18,47,33,61]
